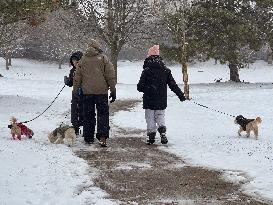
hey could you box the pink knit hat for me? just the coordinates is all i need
[147,45,160,57]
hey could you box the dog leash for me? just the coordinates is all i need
[192,100,236,118]
[20,85,66,124]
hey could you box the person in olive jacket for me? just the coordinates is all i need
[64,51,83,135]
[137,45,187,145]
[73,39,116,147]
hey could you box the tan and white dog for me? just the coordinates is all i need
[48,125,76,147]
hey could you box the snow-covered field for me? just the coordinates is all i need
[0,59,117,205]
[115,60,273,202]
[1,58,273,204]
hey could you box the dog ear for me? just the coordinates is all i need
[256,117,262,123]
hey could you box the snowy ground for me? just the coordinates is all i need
[115,60,273,202]
[1,58,273,204]
[0,59,117,205]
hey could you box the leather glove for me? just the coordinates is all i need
[179,95,187,102]
[109,89,116,103]
[64,76,69,85]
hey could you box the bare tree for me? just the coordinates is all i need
[0,17,27,70]
[40,9,89,68]
[22,7,89,67]
[0,0,72,70]
[78,0,152,78]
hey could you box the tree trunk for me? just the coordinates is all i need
[229,63,240,82]
[8,56,11,66]
[181,32,189,99]
[58,56,65,69]
[59,61,62,69]
[6,51,12,66]
[5,57,9,70]
[268,52,272,65]
[110,49,118,81]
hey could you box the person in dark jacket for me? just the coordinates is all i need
[64,51,83,135]
[137,45,187,145]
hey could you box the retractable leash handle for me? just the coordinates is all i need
[191,100,236,118]
[20,84,67,124]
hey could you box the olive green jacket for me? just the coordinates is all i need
[73,46,116,95]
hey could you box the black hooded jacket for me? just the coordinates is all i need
[65,51,84,128]
[66,51,83,87]
[137,55,186,110]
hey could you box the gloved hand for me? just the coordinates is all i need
[77,87,83,96]
[109,89,116,103]
[64,76,69,85]
[179,95,187,102]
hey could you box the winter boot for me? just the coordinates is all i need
[83,135,94,145]
[84,140,93,146]
[158,126,168,144]
[99,137,107,147]
[147,132,156,145]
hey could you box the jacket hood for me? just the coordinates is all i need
[143,55,164,70]
[85,39,103,57]
[85,47,103,57]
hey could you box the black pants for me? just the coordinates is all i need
[71,93,83,128]
[83,94,110,143]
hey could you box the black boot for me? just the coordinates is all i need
[158,126,168,144]
[74,126,80,136]
[147,132,156,145]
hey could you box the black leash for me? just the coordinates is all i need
[20,85,66,124]
[192,100,236,118]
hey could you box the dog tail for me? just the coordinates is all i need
[255,117,262,124]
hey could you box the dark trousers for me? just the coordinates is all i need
[71,94,83,128]
[83,94,110,143]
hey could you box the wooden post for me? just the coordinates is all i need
[182,32,189,99]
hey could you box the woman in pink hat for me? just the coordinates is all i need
[137,45,187,145]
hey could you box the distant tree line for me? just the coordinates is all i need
[1,0,273,82]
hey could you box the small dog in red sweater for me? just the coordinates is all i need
[8,117,34,140]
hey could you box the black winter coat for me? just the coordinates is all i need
[65,66,83,127]
[137,55,186,110]
[66,67,75,87]
[67,51,84,128]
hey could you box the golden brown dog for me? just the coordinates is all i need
[234,115,262,139]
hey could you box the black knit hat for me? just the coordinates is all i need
[70,51,83,66]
